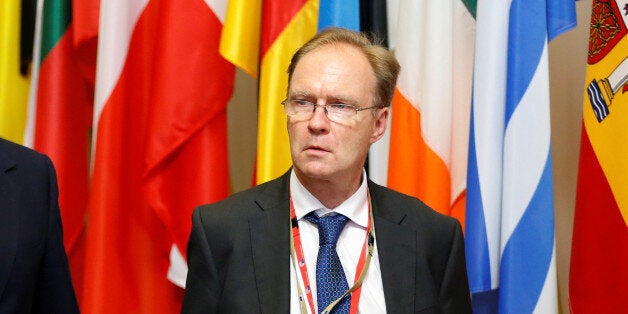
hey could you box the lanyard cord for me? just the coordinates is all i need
[289,191,376,314]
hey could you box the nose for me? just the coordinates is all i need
[311,104,328,115]
[308,104,330,133]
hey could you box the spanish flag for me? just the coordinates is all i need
[569,0,628,311]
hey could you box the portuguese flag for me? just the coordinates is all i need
[25,0,95,300]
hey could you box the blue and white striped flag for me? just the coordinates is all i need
[465,0,575,313]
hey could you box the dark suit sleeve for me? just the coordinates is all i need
[182,207,220,313]
[439,219,472,313]
[32,156,79,313]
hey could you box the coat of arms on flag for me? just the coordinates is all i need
[586,0,628,122]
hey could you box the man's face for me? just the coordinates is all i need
[287,43,388,184]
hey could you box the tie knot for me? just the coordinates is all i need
[306,213,349,246]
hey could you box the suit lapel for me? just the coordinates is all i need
[249,173,291,314]
[0,149,19,299]
[369,181,416,313]
[246,175,422,312]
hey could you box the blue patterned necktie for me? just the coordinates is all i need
[305,213,351,314]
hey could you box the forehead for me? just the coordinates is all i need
[289,43,376,100]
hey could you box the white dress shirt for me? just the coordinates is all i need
[289,170,386,313]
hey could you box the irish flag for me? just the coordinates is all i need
[386,0,476,225]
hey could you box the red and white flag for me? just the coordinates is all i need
[82,0,233,312]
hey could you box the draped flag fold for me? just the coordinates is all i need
[82,1,233,312]
[569,0,628,311]
[465,0,575,312]
[362,0,389,185]
[24,0,96,301]
[0,0,30,143]
[386,0,475,226]
[220,0,318,185]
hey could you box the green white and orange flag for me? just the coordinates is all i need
[220,0,318,184]
[569,0,628,311]
[0,0,30,143]
[386,0,476,224]
[24,0,96,298]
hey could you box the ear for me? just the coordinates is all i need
[370,107,389,144]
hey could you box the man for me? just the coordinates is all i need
[0,138,79,313]
[183,28,471,313]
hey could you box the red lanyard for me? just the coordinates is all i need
[289,192,375,314]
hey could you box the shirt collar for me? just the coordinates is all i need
[289,169,369,228]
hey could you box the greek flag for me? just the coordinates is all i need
[465,0,575,313]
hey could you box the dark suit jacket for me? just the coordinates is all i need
[182,171,471,313]
[0,138,79,313]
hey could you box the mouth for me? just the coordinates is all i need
[305,145,330,153]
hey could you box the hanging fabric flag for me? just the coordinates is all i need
[220,0,318,185]
[256,0,318,184]
[569,0,628,311]
[24,0,95,300]
[82,0,234,312]
[386,0,476,225]
[219,0,261,78]
[0,0,30,143]
[362,0,389,185]
[465,0,576,312]
[318,0,359,31]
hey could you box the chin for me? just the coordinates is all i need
[296,163,333,180]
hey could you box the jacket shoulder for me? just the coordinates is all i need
[368,180,461,229]
[0,138,50,172]
[194,174,289,221]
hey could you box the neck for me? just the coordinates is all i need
[295,170,363,209]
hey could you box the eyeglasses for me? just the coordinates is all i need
[281,99,383,123]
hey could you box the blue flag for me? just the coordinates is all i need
[318,0,360,31]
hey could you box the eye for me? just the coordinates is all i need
[293,99,313,107]
[328,103,354,111]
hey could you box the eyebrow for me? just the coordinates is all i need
[288,91,357,105]
[287,91,312,99]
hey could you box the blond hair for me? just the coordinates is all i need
[287,27,400,107]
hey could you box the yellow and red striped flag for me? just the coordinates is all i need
[220,0,318,185]
[386,0,476,224]
[569,0,628,311]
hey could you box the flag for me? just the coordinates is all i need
[359,0,387,42]
[219,0,261,78]
[221,0,318,185]
[0,0,30,143]
[386,0,476,225]
[465,0,575,312]
[82,0,234,312]
[256,0,318,184]
[569,0,628,311]
[23,0,95,300]
[318,0,359,31]
[362,0,389,185]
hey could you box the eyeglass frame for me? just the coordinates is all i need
[281,98,384,123]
